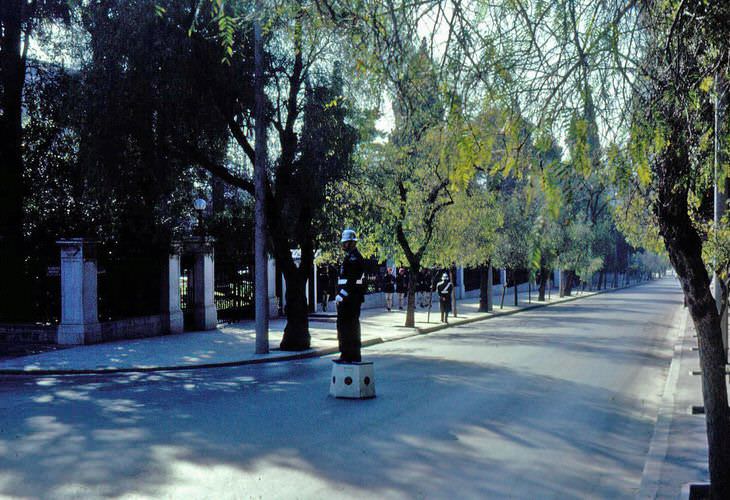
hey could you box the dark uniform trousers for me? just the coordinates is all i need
[337,298,362,362]
[336,247,365,362]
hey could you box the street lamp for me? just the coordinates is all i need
[194,197,207,236]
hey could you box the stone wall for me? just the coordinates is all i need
[2,315,172,345]
[0,324,57,344]
[99,315,165,342]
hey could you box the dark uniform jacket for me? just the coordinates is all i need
[437,279,453,299]
[338,248,366,303]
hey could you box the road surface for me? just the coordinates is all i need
[0,278,682,499]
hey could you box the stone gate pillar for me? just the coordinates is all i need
[186,237,217,330]
[57,238,101,344]
[161,242,184,334]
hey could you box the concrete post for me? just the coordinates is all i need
[313,263,318,311]
[57,239,101,344]
[713,73,728,358]
[186,238,217,330]
[267,256,278,317]
[281,271,287,310]
[161,243,184,334]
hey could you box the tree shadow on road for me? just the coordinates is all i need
[0,348,664,499]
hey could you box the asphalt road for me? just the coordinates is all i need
[0,278,683,499]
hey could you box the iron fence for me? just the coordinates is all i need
[214,261,254,323]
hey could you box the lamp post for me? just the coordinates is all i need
[194,198,207,237]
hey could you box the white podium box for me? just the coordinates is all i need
[329,360,376,399]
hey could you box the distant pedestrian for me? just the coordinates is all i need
[436,272,453,323]
[396,267,408,309]
[417,270,429,307]
[383,267,396,311]
[320,267,330,312]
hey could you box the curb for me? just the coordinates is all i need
[0,281,650,377]
[637,306,688,498]
[414,282,643,335]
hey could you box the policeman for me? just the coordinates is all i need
[335,228,366,362]
[436,272,453,324]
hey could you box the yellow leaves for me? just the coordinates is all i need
[700,75,714,93]
[501,155,517,177]
[324,97,342,110]
[568,118,592,179]
[540,167,562,220]
[636,160,652,188]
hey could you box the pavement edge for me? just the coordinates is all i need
[637,306,688,499]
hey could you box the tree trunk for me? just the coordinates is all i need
[538,270,547,302]
[487,263,494,311]
[479,263,493,312]
[450,267,458,317]
[478,264,488,312]
[537,256,548,301]
[513,270,519,306]
[0,0,29,320]
[279,265,311,351]
[655,138,730,499]
[564,270,574,296]
[667,245,730,499]
[405,264,419,327]
[500,276,507,309]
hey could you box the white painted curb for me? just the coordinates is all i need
[637,307,688,499]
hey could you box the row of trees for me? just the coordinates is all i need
[1,0,659,336]
[3,1,728,494]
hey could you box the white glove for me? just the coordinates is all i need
[335,294,344,303]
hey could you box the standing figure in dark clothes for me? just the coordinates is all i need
[335,229,366,362]
[436,272,453,323]
[396,267,408,310]
[383,267,396,311]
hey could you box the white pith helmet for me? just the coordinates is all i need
[340,228,358,243]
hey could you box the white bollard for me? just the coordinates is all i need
[329,360,376,399]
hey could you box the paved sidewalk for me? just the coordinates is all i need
[0,285,632,375]
[638,307,713,498]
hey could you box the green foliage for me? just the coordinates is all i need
[555,220,596,277]
[493,188,535,272]
[703,213,730,285]
[630,251,670,278]
[427,181,502,268]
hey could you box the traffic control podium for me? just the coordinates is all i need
[329,360,376,399]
